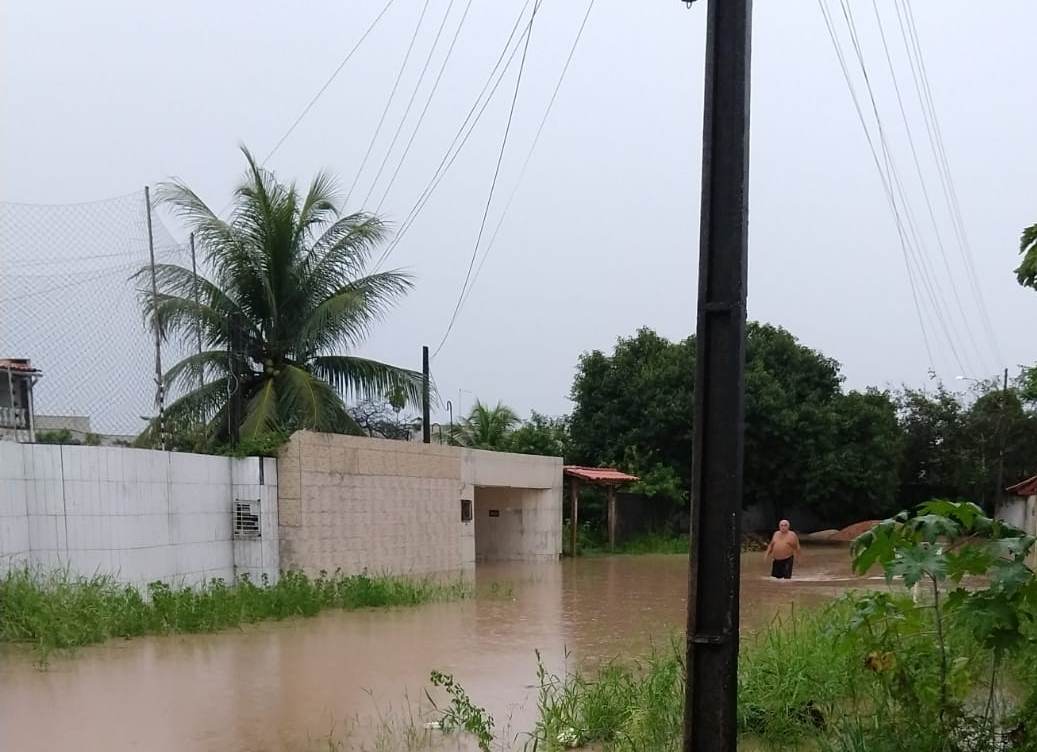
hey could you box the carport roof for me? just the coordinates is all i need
[1007,475,1037,497]
[563,466,639,485]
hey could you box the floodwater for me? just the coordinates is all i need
[0,546,873,751]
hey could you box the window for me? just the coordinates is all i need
[461,499,473,523]
[233,500,261,539]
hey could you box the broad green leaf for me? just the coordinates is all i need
[909,514,961,543]
[945,546,994,583]
[888,543,947,587]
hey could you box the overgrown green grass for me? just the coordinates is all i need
[566,529,689,557]
[0,568,470,657]
[517,596,1037,751]
[528,645,684,751]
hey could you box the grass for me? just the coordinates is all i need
[524,604,853,752]
[565,528,690,557]
[0,567,471,658]
[516,596,1037,751]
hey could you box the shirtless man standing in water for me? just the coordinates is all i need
[765,519,801,580]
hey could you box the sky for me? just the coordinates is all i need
[2,0,1035,425]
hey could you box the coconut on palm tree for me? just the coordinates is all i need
[139,148,422,448]
[452,400,519,450]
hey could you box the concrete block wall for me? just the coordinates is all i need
[0,443,278,587]
[279,433,563,578]
[278,433,467,577]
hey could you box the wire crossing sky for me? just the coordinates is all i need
[3,1,1035,420]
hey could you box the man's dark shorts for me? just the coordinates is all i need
[771,556,794,579]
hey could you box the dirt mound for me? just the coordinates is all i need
[801,529,839,542]
[828,520,881,542]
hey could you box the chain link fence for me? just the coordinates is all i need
[0,191,191,440]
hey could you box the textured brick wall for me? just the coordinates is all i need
[279,433,563,577]
[278,432,467,577]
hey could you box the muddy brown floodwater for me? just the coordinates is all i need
[0,546,877,751]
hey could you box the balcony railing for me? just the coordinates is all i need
[0,406,28,430]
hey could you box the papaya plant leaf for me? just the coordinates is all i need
[945,546,994,583]
[909,514,961,543]
[888,543,947,587]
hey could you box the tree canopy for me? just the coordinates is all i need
[139,148,422,449]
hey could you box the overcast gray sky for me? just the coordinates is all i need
[3,0,1035,422]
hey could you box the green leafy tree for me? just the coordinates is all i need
[505,412,570,458]
[742,322,844,521]
[568,324,903,524]
[138,148,422,448]
[1015,220,1037,289]
[452,400,519,450]
[808,389,903,521]
[569,328,695,503]
[897,384,1037,509]
[896,386,978,507]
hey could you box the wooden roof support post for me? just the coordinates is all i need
[607,485,618,551]
[570,478,580,557]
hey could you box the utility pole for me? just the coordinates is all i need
[683,0,752,749]
[144,186,166,450]
[228,313,243,448]
[422,346,431,444]
[995,366,1009,507]
[190,233,204,394]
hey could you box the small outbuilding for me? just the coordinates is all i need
[563,465,639,554]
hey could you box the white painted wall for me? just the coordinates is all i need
[0,442,279,587]
[474,486,563,563]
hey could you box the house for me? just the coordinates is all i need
[0,358,42,442]
[1000,475,1037,568]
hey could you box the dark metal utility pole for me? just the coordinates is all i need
[144,186,166,450]
[422,345,431,444]
[683,0,752,749]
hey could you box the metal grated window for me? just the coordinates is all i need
[233,500,261,539]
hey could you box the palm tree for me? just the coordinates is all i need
[452,400,519,450]
[1016,221,1037,289]
[139,148,422,447]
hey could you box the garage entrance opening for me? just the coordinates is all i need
[473,486,559,563]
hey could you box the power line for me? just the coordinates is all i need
[262,0,397,166]
[833,0,972,375]
[456,0,597,321]
[345,0,433,208]
[375,0,476,214]
[817,0,936,367]
[895,0,1002,368]
[361,0,460,209]
[372,0,536,271]
[869,0,990,374]
[431,0,543,359]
